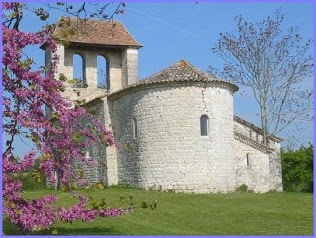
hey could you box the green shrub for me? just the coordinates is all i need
[10,171,47,191]
[281,144,313,193]
[236,184,248,192]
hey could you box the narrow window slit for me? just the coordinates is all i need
[132,117,138,139]
[200,115,209,136]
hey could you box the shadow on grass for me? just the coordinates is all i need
[48,226,125,236]
[3,218,125,236]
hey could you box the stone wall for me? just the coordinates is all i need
[234,137,271,192]
[44,42,138,187]
[233,120,283,192]
[74,100,108,185]
[47,44,136,102]
[108,82,236,193]
[46,98,117,188]
[268,146,283,192]
[62,46,122,100]
[121,48,139,87]
[234,119,264,144]
[102,98,118,185]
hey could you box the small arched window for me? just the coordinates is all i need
[86,123,92,132]
[200,115,209,136]
[132,117,138,139]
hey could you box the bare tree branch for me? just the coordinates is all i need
[208,8,313,146]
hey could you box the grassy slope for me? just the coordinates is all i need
[3,188,313,235]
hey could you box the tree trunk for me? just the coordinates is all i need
[54,171,59,190]
[260,97,269,146]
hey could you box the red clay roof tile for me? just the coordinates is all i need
[141,60,238,90]
[52,17,142,48]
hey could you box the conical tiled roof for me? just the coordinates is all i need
[52,17,142,48]
[108,60,238,99]
[142,60,235,86]
[137,60,239,92]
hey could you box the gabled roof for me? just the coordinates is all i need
[51,17,142,48]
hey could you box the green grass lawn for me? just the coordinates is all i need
[3,187,313,235]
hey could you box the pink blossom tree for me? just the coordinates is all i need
[2,2,129,233]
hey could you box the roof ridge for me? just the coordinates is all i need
[60,16,123,24]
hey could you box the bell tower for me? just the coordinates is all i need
[43,17,142,102]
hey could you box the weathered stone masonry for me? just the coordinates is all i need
[233,116,283,192]
[108,82,237,193]
[44,17,283,193]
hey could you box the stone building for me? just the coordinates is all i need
[43,17,283,193]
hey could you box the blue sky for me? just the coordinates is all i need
[3,1,314,157]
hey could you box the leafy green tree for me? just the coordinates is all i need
[281,144,313,192]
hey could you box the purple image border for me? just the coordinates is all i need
[0,0,314,237]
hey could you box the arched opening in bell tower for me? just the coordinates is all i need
[72,53,86,88]
[97,55,108,89]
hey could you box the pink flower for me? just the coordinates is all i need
[3,6,121,232]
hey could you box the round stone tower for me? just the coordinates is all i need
[108,60,239,193]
